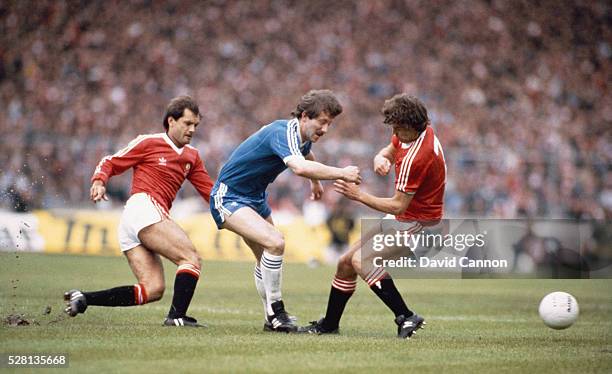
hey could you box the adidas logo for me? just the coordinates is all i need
[158,157,167,166]
[403,321,414,328]
[271,318,282,328]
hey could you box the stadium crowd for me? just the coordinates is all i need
[0,0,609,219]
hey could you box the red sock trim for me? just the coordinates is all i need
[365,268,388,287]
[133,283,148,305]
[140,283,148,304]
[177,263,200,279]
[332,275,357,293]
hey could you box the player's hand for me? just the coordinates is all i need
[341,166,361,185]
[333,179,361,201]
[310,180,324,200]
[373,154,391,176]
[90,180,108,203]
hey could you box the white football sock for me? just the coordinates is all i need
[260,251,283,316]
[253,264,267,319]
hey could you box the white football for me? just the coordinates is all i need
[538,291,579,329]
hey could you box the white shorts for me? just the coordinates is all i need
[118,193,169,252]
[380,214,422,234]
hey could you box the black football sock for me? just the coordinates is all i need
[322,276,357,331]
[369,277,413,317]
[84,285,141,307]
[167,264,200,319]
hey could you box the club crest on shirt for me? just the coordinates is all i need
[184,163,191,176]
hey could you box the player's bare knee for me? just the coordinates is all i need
[186,250,202,271]
[173,243,201,269]
[265,232,285,255]
[350,252,363,274]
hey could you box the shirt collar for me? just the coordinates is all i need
[162,132,184,155]
[291,118,306,146]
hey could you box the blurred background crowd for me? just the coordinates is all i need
[0,0,609,220]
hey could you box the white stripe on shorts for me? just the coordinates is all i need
[214,183,232,222]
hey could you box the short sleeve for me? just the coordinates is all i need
[270,120,305,164]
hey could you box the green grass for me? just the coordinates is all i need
[1,253,611,373]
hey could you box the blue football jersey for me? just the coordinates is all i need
[216,118,312,196]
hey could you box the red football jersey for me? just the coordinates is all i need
[91,133,213,213]
[392,126,446,222]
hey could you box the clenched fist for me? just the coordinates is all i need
[373,154,391,176]
[341,166,362,185]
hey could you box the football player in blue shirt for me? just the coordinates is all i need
[210,90,361,332]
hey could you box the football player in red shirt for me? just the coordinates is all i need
[64,96,214,327]
[299,94,446,338]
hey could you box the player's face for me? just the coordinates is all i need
[168,109,199,147]
[301,112,333,143]
[392,124,418,143]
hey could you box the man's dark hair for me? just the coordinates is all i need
[163,95,200,130]
[381,94,429,133]
[291,89,343,119]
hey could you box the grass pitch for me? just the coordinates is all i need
[1,252,611,373]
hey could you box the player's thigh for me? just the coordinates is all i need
[339,224,382,269]
[124,245,165,288]
[359,220,421,278]
[223,207,283,252]
[138,219,200,266]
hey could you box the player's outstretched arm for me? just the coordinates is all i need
[373,143,396,176]
[90,135,148,193]
[90,179,108,203]
[286,157,361,184]
[305,151,323,200]
[333,180,412,215]
[188,155,214,204]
